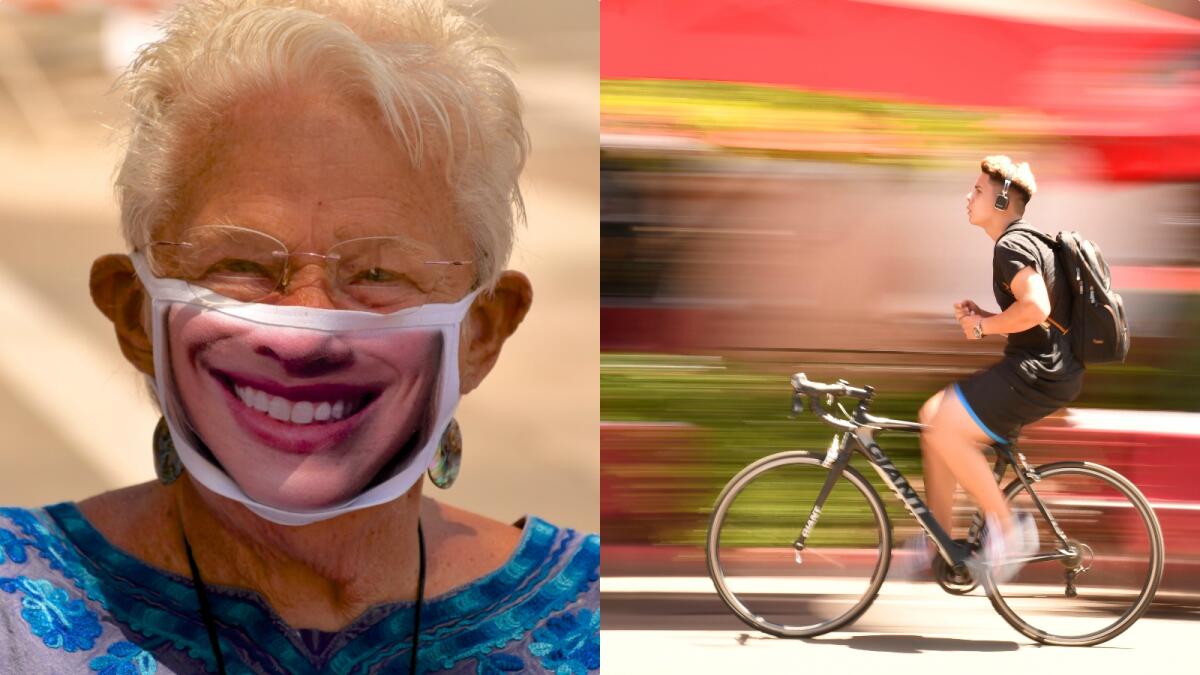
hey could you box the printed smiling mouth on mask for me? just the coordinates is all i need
[219,371,380,429]
[131,252,478,526]
[171,306,438,461]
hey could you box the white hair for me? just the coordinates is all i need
[114,0,528,286]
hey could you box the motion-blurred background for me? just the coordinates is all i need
[0,0,598,531]
[601,0,1200,589]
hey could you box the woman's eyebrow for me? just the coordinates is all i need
[332,222,406,240]
[202,214,264,230]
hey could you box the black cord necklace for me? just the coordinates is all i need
[183,521,427,675]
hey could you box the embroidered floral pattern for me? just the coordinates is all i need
[0,507,106,604]
[90,640,159,675]
[528,608,600,675]
[477,652,526,674]
[0,527,28,564]
[414,531,599,673]
[0,576,102,652]
[2,506,600,673]
[1,510,114,661]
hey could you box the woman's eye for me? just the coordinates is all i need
[206,259,272,277]
[351,267,403,284]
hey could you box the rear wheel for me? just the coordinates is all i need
[706,451,891,637]
[985,462,1164,646]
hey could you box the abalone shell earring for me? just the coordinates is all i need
[153,417,184,485]
[428,418,462,489]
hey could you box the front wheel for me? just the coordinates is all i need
[705,451,892,637]
[986,461,1164,646]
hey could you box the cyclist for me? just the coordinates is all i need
[902,156,1084,584]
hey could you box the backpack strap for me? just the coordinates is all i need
[997,223,1069,334]
[998,223,1057,249]
[1045,315,1069,335]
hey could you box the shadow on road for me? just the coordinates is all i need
[1147,597,1200,621]
[732,633,1020,653]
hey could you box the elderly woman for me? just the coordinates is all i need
[0,1,598,673]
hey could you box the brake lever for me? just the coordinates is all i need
[789,392,806,419]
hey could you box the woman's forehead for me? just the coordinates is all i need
[158,193,468,255]
[157,89,471,256]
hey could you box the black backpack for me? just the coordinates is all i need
[1002,226,1130,366]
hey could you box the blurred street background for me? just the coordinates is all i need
[0,0,598,532]
[601,0,1200,667]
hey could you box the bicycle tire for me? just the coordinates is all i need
[985,461,1164,646]
[705,451,892,637]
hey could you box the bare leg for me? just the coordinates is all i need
[923,387,1014,534]
[919,389,957,536]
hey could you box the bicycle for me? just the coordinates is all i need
[705,373,1164,646]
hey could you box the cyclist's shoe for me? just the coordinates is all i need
[970,512,1040,589]
[891,534,935,581]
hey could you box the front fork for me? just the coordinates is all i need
[792,435,852,563]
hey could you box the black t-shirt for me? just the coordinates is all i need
[991,221,1084,401]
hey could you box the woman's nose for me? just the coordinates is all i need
[276,263,337,310]
[250,264,358,376]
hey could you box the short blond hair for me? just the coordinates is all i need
[981,155,1036,205]
[114,0,529,287]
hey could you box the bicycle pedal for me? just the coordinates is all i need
[794,550,803,565]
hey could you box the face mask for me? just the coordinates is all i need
[130,252,478,526]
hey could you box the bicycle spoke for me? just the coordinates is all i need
[707,453,890,637]
[987,462,1163,646]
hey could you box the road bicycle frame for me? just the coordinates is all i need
[709,374,1164,644]
[792,410,1080,573]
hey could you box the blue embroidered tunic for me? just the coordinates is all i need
[0,504,599,674]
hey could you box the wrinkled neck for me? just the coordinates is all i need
[174,475,423,631]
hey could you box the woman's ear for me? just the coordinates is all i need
[459,271,533,395]
[90,254,155,376]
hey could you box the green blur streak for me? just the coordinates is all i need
[601,354,926,546]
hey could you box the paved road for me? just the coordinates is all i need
[601,577,1198,673]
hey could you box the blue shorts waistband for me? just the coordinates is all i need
[952,382,1010,446]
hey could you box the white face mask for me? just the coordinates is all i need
[131,252,478,526]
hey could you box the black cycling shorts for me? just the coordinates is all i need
[952,363,1079,445]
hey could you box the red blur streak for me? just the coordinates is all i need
[1020,421,1200,557]
[600,422,700,522]
[601,306,710,353]
[602,0,1200,180]
[601,0,1200,109]
[1089,136,1200,182]
[6,0,170,12]
[601,417,1200,582]
[1112,266,1200,293]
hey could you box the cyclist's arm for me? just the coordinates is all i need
[956,300,996,319]
[977,266,1051,337]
